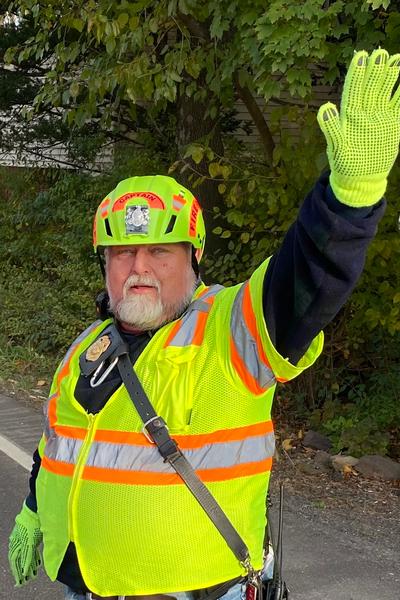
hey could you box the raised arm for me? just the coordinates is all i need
[263,49,400,363]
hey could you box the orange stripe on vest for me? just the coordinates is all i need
[229,337,266,396]
[42,456,75,477]
[51,421,273,449]
[163,290,216,348]
[242,283,287,384]
[163,319,182,348]
[79,457,272,485]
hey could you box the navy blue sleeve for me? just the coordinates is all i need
[263,172,386,364]
[25,448,41,512]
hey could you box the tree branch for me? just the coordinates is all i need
[234,74,275,164]
[175,13,209,41]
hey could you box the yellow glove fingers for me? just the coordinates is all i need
[8,538,24,585]
[341,50,368,113]
[362,49,389,112]
[317,102,344,158]
[21,543,34,576]
[24,555,40,583]
[389,57,400,111]
[377,54,400,106]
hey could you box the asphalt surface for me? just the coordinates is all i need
[0,393,64,599]
[0,392,399,600]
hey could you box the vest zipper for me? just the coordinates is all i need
[68,413,97,542]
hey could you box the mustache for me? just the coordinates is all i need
[123,274,161,296]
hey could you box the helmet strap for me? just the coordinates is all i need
[191,247,200,278]
[97,250,106,278]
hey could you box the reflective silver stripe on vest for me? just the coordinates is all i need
[167,285,224,347]
[44,435,83,464]
[43,430,275,474]
[197,285,224,301]
[231,283,275,389]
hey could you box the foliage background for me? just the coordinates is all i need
[0,0,399,458]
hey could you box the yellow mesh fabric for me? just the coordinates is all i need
[75,474,269,595]
[36,470,72,581]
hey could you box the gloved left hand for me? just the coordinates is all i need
[8,502,42,587]
[317,48,400,207]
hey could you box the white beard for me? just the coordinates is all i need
[108,272,197,331]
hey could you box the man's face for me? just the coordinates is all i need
[105,243,197,332]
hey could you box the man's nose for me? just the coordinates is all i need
[129,248,151,275]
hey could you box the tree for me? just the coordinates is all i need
[4,0,397,221]
[2,0,400,455]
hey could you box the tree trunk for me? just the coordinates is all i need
[175,87,225,271]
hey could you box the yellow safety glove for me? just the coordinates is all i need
[317,48,400,207]
[8,503,42,586]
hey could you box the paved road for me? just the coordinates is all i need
[0,392,399,599]
[277,491,399,599]
[0,393,64,599]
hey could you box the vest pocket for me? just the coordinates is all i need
[152,347,199,434]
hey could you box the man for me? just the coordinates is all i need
[8,49,400,599]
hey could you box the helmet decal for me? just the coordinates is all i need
[93,217,97,248]
[125,206,150,235]
[100,198,111,218]
[172,193,187,212]
[113,191,165,212]
[189,198,200,237]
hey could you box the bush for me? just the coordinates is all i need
[0,147,169,359]
[1,127,400,459]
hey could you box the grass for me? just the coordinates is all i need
[0,337,53,403]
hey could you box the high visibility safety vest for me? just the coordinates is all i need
[36,259,323,596]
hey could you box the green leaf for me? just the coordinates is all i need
[118,13,129,29]
[221,165,231,180]
[69,81,80,98]
[149,18,158,34]
[247,180,256,193]
[129,16,139,30]
[106,38,116,55]
[366,0,390,8]
[71,18,84,32]
[191,146,205,164]
[185,57,201,79]
[209,105,218,119]
[209,162,220,178]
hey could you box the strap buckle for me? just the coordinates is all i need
[142,416,168,443]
